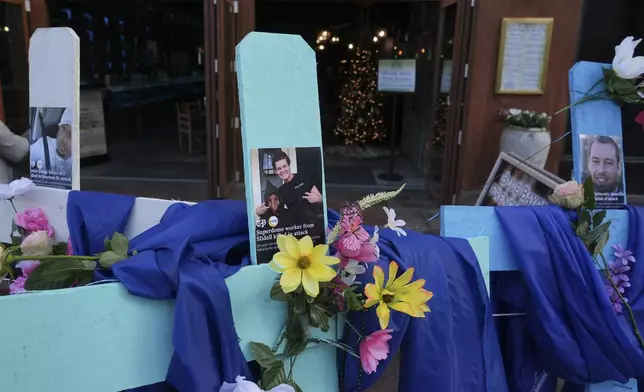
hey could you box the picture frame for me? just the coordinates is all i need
[476,152,564,206]
[495,17,554,95]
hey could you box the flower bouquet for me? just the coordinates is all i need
[0,178,131,295]
[248,185,434,391]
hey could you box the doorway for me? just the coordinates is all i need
[0,0,29,132]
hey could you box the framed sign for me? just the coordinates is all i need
[79,89,108,159]
[377,59,417,93]
[495,18,553,95]
[476,152,564,206]
[578,134,626,209]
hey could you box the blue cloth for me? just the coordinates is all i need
[67,192,252,392]
[494,206,644,389]
[336,210,508,392]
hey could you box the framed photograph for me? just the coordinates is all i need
[579,134,626,209]
[495,17,554,95]
[476,152,564,206]
[28,106,74,189]
[250,146,326,264]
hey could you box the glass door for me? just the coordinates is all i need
[216,0,238,197]
[0,0,29,131]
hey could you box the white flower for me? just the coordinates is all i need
[383,207,406,237]
[370,226,381,258]
[0,178,35,200]
[508,108,521,116]
[219,376,294,392]
[20,231,53,256]
[612,37,644,80]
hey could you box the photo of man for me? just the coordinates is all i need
[580,134,625,209]
[29,106,73,189]
[251,147,325,264]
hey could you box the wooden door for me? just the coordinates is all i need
[0,0,30,130]
[216,0,239,197]
[440,0,474,205]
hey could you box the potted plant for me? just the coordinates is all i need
[499,108,552,170]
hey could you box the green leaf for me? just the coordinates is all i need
[24,259,87,291]
[10,235,21,246]
[344,288,363,311]
[308,303,330,332]
[99,251,125,268]
[261,362,286,389]
[293,293,307,314]
[75,269,94,286]
[576,221,589,237]
[583,177,596,210]
[104,236,112,251]
[110,232,129,257]
[593,231,610,255]
[592,210,607,227]
[284,317,307,358]
[52,242,69,255]
[584,221,611,245]
[249,341,278,369]
[270,281,290,302]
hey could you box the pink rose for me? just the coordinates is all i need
[67,237,73,255]
[14,208,54,237]
[549,180,585,209]
[360,329,393,374]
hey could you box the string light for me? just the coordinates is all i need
[334,48,386,145]
[2,26,9,32]
[420,48,426,54]
[318,44,325,50]
[331,37,340,43]
[377,30,386,38]
[348,43,354,50]
[372,36,379,43]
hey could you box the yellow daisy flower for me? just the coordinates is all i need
[269,234,339,298]
[364,261,434,329]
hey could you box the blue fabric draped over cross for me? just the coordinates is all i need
[494,205,644,391]
[67,191,507,392]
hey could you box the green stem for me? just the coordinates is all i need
[8,254,99,264]
[8,198,17,214]
[597,253,644,352]
[307,337,360,358]
[553,90,605,116]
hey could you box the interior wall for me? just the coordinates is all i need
[457,0,584,191]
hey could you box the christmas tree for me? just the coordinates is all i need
[334,48,386,145]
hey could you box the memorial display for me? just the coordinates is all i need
[2,29,644,392]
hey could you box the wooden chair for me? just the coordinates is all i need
[175,100,204,154]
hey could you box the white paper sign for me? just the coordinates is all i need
[28,28,80,190]
[377,59,416,93]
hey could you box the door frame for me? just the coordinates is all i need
[204,0,218,197]
[440,0,474,205]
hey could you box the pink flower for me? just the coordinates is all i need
[14,208,54,237]
[9,276,27,294]
[548,180,584,209]
[67,237,73,255]
[16,260,40,276]
[360,329,393,374]
[337,240,377,268]
[339,214,369,251]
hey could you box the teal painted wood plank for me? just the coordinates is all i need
[440,206,629,271]
[236,32,328,266]
[0,284,174,392]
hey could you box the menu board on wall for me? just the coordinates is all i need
[79,89,107,158]
[377,59,417,93]
[495,18,553,95]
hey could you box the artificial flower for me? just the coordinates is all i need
[219,376,294,392]
[340,259,367,286]
[332,276,349,311]
[371,226,380,259]
[364,261,433,329]
[269,235,339,297]
[20,231,53,256]
[14,207,54,237]
[612,37,644,80]
[16,260,40,276]
[337,240,377,267]
[383,207,406,237]
[339,212,369,251]
[67,237,73,255]
[613,244,636,265]
[0,177,35,200]
[548,180,585,209]
[360,329,393,374]
[9,276,27,294]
